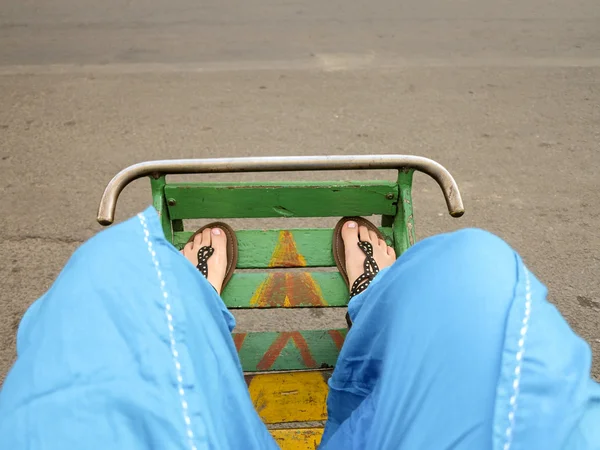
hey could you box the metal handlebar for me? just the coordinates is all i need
[97,155,464,225]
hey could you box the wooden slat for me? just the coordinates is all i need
[173,227,394,268]
[222,271,347,308]
[234,329,347,372]
[164,181,398,219]
[270,428,323,450]
[246,371,331,424]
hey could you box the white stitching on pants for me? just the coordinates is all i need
[138,213,198,450]
[503,266,532,450]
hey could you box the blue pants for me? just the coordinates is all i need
[1,206,599,449]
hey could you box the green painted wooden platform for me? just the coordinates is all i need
[150,172,417,449]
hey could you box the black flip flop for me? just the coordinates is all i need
[333,216,385,327]
[186,222,238,291]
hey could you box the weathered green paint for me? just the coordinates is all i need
[164,181,398,219]
[234,329,347,372]
[173,228,394,268]
[400,174,417,248]
[149,176,173,241]
[222,271,348,307]
[391,169,416,255]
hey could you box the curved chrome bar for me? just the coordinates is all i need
[97,155,464,225]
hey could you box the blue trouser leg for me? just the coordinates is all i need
[1,211,598,450]
[0,207,277,450]
[320,229,600,450]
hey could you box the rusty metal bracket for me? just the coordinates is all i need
[97,155,464,225]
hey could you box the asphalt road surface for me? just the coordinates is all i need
[1,0,599,384]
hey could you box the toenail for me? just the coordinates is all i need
[347,221,357,228]
[212,228,221,235]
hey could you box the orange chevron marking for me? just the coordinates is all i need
[249,272,327,307]
[268,230,307,268]
[256,331,318,371]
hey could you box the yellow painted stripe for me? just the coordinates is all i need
[247,371,329,424]
[270,428,323,450]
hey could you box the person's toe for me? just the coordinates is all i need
[341,220,359,246]
[200,227,212,247]
[207,227,228,293]
[358,225,372,243]
[181,231,203,263]
[368,228,380,244]
[210,227,227,253]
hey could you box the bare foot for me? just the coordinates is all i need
[181,227,228,294]
[341,221,396,292]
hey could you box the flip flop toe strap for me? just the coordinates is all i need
[196,246,214,277]
[349,241,380,299]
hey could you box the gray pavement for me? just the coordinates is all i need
[1,0,599,383]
